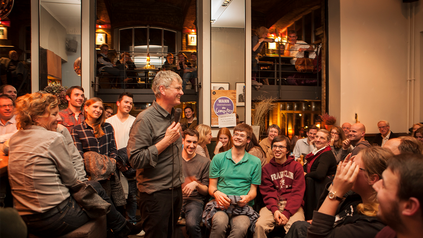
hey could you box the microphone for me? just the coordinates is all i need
[174,108,182,124]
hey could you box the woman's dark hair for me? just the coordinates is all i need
[246,133,266,157]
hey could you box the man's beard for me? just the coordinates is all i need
[377,201,404,233]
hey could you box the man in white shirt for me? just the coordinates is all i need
[293,125,317,161]
[0,95,17,143]
[106,92,135,149]
[286,31,316,65]
[106,92,137,224]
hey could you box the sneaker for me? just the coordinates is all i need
[128,222,143,235]
[136,230,146,237]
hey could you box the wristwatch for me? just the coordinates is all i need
[328,191,344,202]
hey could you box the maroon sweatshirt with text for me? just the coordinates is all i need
[260,157,306,219]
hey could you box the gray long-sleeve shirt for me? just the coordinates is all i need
[8,126,78,215]
[57,124,87,182]
[127,101,184,194]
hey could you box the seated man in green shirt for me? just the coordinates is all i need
[207,123,262,237]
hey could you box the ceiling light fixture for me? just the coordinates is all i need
[211,0,233,24]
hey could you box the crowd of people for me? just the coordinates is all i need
[97,45,197,90]
[0,70,423,238]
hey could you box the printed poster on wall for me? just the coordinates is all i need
[211,90,237,127]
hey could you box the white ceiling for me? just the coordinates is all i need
[40,0,244,33]
[212,0,245,28]
[41,0,81,35]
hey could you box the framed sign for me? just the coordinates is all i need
[211,82,229,91]
[0,27,7,40]
[236,83,245,106]
[211,90,237,127]
[96,32,106,45]
[188,34,197,46]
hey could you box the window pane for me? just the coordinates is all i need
[164,30,176,54]
[120,29,132,52]
[149,28,162,47]
[304,13,312,44]
[134,28,147,49]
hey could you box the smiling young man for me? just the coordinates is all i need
[180,129,210,238]
[373,154,423,238]
[59,86,85,132]
[127,70,184,238]
[255,135,305,237]
[106,92,137,225]
[293,125,318,161]
[207,123,261,238]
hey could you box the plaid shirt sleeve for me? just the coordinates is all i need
[71,124,86,158]
[104,123,117,160]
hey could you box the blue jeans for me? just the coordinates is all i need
[127,180,138,224]
[22,181,127,237]
[210,211,250,238]
[182,199,204,238]
[183,70,197,89]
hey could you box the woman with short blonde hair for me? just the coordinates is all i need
[196,124,212,159]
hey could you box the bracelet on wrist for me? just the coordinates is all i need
[213,189,218,194]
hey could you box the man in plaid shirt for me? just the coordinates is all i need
[59,86,85,132]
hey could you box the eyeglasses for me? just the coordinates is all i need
[167,86,183,92]
[0,104,13,108]
[378,126,388,129]
[233,133,246,138]
[272,145,287,150]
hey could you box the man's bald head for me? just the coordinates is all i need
[342,122,352,135]
[383,138,401,155]
[0,85,17,101]
[349,123,366,143]
[352,123,365,132]
[383,137,423,155]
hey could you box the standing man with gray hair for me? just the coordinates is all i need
[372,120,398,146]
[127,71,184,238]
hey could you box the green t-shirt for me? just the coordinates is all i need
[209,149,261,206]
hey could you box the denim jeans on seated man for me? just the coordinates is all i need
[182,199,204,237]
[211,211,251,238]
[22,181,131,238]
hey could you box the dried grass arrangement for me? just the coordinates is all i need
[320,113,336,125]
[253,97,275,134]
